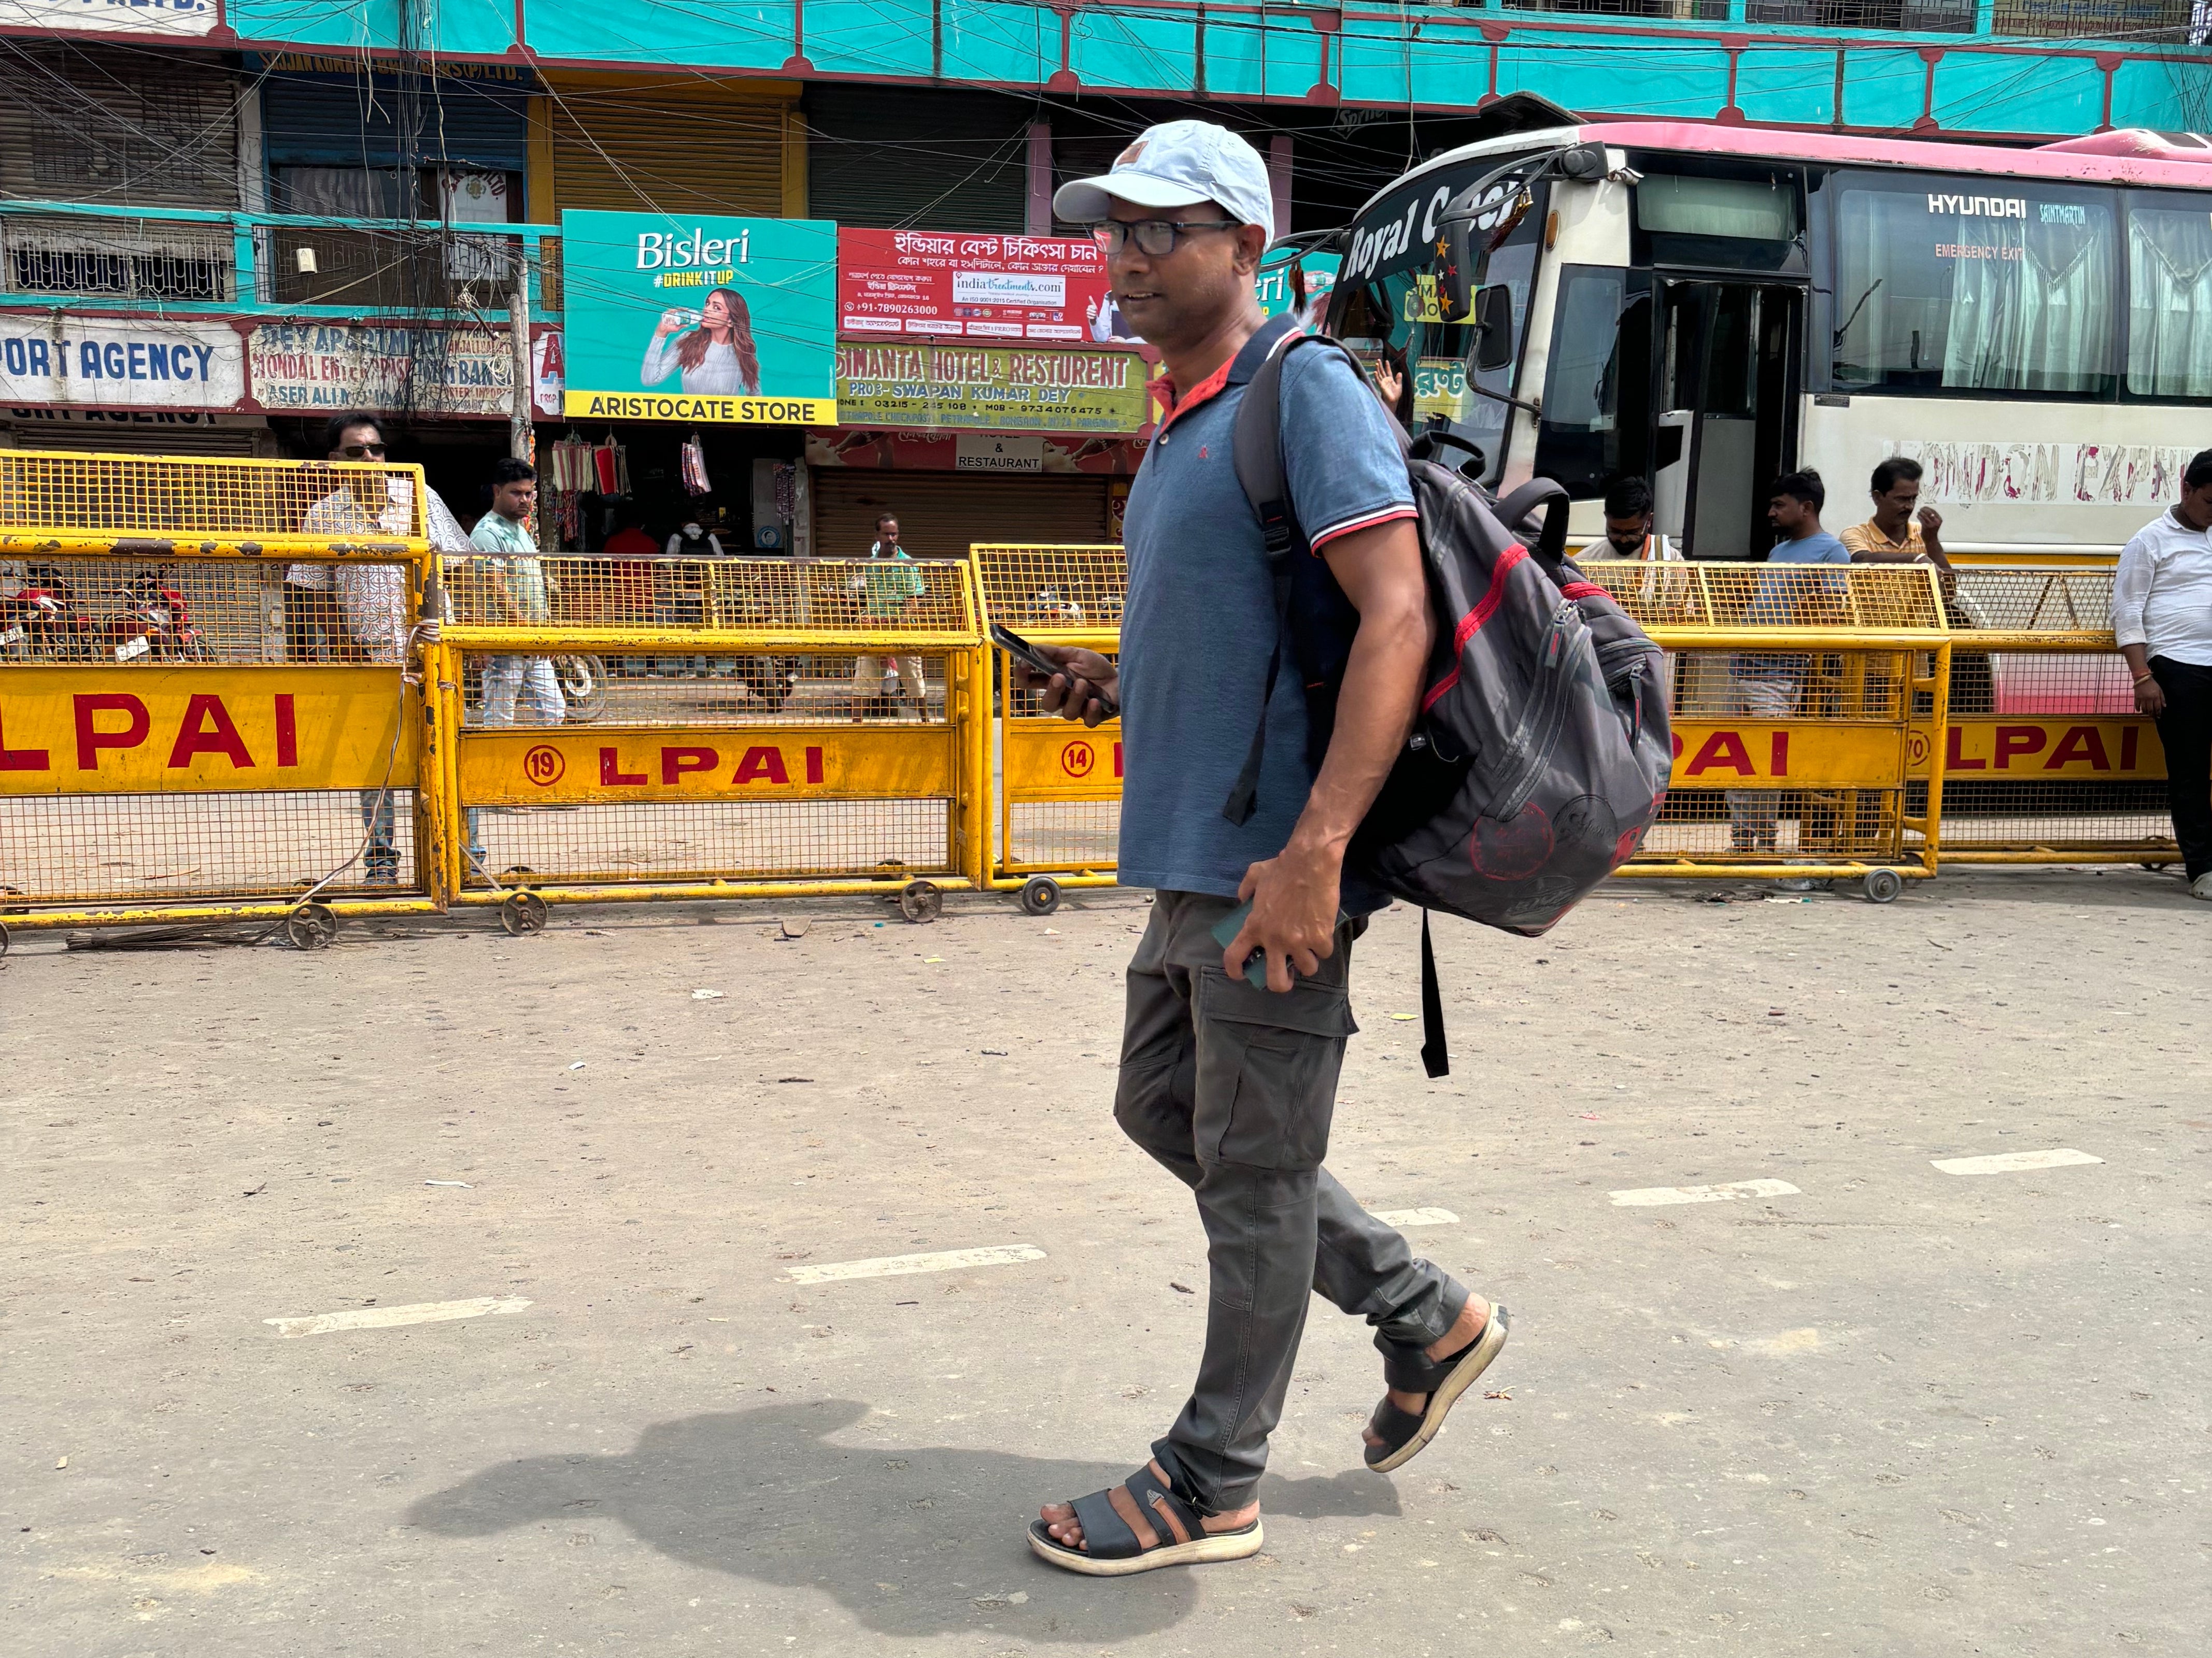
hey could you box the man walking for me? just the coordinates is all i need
[1018,120,1506,1576]
[2115,449,2212,899]
[471,458,564,728]
[849,512,927,718]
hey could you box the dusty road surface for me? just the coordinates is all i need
[4,868,2207,1657]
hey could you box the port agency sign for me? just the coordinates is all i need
[561,211,835,425]
[0,318,243,410]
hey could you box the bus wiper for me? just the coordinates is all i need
[1833,278,1882,348]
[1464,379,1541,417]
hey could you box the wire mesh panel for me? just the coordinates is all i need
[970,546,1127,885]
[1572,559,1944,633]
[1925,565,2174,861]
[970,545,1127,635]
[3,553,421,666]
[448,641,978,892]
[467,556,979,642]
[0,789,419,904]
[0,453,428,552]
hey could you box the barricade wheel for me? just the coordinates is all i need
[899,880,943,924]
[1020,876,1063,917]
[1861,869,1904,904]
[285,904,338,951]
[501,891,549,937]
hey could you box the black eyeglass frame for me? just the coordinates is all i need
[1090,218,1243,257]
[335,442,389,459]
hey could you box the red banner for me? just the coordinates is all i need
[837,229,1116,344]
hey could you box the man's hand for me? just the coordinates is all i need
[1221,514,1429,993]
[1916,505,1951,569]
[2135,672,2166,718]
[1012,644,1117,727]
[1223,840,1340,993]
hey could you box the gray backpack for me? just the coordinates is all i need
[1228,322,1674,1076]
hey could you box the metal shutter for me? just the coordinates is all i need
[261,71,531,172]
[544,75,788,218]
[1,423,271,459]
[0,46,240,209]
[812,470,1110,565]
[805,85,1026,232]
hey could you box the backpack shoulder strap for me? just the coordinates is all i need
[1221,329,1377,825]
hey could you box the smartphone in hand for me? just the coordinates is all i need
[1210,901,1270,988]
[991,622,1118,719]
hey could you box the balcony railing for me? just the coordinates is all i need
[0,202,560,323]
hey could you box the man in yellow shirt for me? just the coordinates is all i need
[1838,456,1952,574]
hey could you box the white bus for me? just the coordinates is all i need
[1326,121,2212,558]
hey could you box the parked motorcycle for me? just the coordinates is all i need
[0,567,97,661]
[103,573,211,664]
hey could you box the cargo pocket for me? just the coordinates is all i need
[1193,967,1359,1171]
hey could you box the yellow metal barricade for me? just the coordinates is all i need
[969,544,1124,911]
[438,555,988,929]
[0,452,442,946]
[1575,561,1952,897]
[1929,565,2173,865]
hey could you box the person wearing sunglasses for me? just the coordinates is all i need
[290,413,396,663]
[1019,120,1505,1580]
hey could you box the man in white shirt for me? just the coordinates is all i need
[2115,449,2212,899]
[299,411,446,884]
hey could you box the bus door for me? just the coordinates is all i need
[1653,279,1803,560]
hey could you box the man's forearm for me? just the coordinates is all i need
[1288,580,1430,858]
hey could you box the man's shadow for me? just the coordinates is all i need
[407,1399,1400,1640]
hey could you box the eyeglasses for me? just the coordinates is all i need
[1091,219,1241,257]
[336,442,388,459]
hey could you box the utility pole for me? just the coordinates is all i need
[506,246,541,548]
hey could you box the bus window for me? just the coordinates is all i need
[2125,197,2212,401]
[1533,266,1653,499]
[1831,174,2117,397]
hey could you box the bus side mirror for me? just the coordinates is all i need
[1473,285,1515,371]
[1440,209,1478,322]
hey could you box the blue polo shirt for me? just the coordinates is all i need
[1118,323,1417,910]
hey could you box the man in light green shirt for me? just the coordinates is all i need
[850,511,928,718]
[471,458,565,726]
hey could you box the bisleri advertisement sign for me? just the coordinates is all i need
[560,210,836,425]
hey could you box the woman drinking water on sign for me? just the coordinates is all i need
[641,287,760,395]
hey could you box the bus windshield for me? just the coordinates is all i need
[1327,160,1547,489]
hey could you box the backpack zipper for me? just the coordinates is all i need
[1486,601,1587,823]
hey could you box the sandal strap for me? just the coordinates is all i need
[1374,1327,1463,1393]
[1365,1397,1426,1465]
[1069,1488,1143,1561]
[1124,1464,1204,1546]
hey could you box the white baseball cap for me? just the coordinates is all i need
[1053,119,1275,246]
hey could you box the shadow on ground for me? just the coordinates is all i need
[406,1399,1400,1639]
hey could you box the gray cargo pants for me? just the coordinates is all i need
[1114,889,1468,1513]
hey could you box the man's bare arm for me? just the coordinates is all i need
[1225,517,1431,992]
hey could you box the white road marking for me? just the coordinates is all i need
[1610,1179,1800,1208]
[1374,1207,1459,1227]
[782,1245,1045,1284]
[1932,1148,2103,1176]
[264,1296,531,1338]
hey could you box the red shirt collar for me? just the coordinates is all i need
[1154,354,1236,435]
